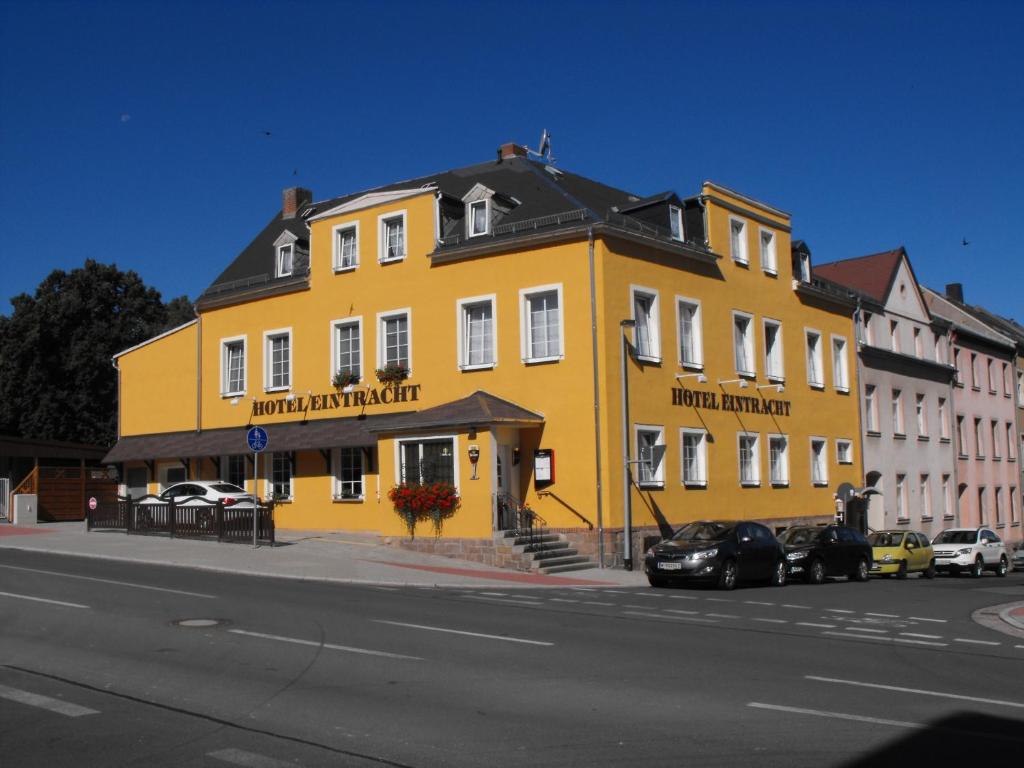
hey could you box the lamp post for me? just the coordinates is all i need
[620,319,636,571]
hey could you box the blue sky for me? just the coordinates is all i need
[2,0,1022,320]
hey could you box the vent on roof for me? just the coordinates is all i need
[544,165,563,179]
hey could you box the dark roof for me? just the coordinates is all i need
[937,295,1024,350]
[813,248,905,303]
[366,391,544,433]
[0,435,110,461]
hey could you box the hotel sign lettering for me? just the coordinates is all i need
[671,386,791,417]
[252,384,422,418]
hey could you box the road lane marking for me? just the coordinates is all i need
[0,684,99,717]
[744,600,774,606]
[479,592,506,596]
[705,597,734,603]
[0,564,218,598]
[583,601,614,606]
[796,622,836,629]
[462,595,548,608]
[865,612,899,618]
[623,611,718,623]
[0,591,88,609]
[669,594,697,600]
[229,629,422,659]
[602,590,627,594]
[954,638,1000,646]
[752,618,787,624]
[844,627,888,634]
[666,609,700,615]
[705,613,739,619]
[549,598,579,603]
[208,748,298,767]
[908,616,947,623]
[894,638,947,647]
[749,702,921,730]
[373,620,553,646]
[806,676,1024,709]
[824,608,854,614]
[781,604,812,609]
[637,592,664,598]
[823,631,892,643]
[900,633,942,639]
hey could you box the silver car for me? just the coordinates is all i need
[931,527,1009,577]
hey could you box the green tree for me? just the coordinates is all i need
[0,260,192,446]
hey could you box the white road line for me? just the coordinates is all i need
[624,604,651,609]
[781,604,812,609]
[0,591,88,609]
[624,611,718,623]
[705,613,740,619]
[705,597,735,603]
[865,612,899,618]
[583,601,614,607]
[207,748,297,768]
[0,564,218,599]
[908,616,947,623]
[752,618,787,624]
[748,702,921,730]
[669,594,697,600]
[894,638,947,647]
[806,676,1024,709]
[666,609,700,615]
[1016,645,1024,651]
[954,638,1001,646]
[825,608,855,614]
[0,684,99,717]
[844,627,888,634]
[373,586,398,592]
[229,629,422,659]
[602,590,628,594]
[900,633,942,639]
[373,620,553,646]
[823,631,892,643]
[479,592,507,597]
[549,598,579,603]
[744,600,774,606]
[461,595,548,608]
[638,592,664,598]
[796,622,836,629]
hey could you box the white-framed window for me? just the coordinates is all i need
[268,452,293,500]
[953,348,963,385]
[805,329,824,388]
[635,424,665,488]
[680,428,708,486]
[397,435,457,486]
[729,217,748,264]
[938,397,950,440]
[457,295,496,370]
[768,434,789,486]
[836,438,853,464]
[861,311,874,345]
[676,297,704,369]
[669,205,684,241]
[263,328,291,391]
[992,420,1001,459]
[467,199,490,238]
[978,487,987,524]
[737,432,760,486]
[934,332,944,364]
[956,415,967,456]
[733,311,755,377]
[759,228,777,274]
[915,394,928,438]
[1018,370,1024,402]
[1003,362,1011,397]
[797,249,811,282]
[895,473,907,520]
[378,210,407,262]
[220,335,246,396]
[276,243,294,278]
[941,474,953,518]
[520,284,563,363]
[891,388,905,435]
[970,353,980,389]
[831,335,849,391]
[995,487,1004,526]
[913,327,923,358]
[920,474,932,519]
[331,318,362,384]
[332,221,359,271]
[975,418,985,457]
[378,310,411,371]
[223,455,246,488]
[810,438,827,486]
[865,384,879,432]
[631,286,661,362]
[1007,423,1016,461]
[1011,486,1019,525]
[333,447,365,500]
[987,359,997,393]
[890,320,900,352]
[763,319,784,381]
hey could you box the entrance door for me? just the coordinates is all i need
[126,467,148,499]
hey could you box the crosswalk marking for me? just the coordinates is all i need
[0,684,98,717]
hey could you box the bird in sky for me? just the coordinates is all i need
[962,237,970,246]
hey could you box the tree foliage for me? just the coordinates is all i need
[0,260,193,446]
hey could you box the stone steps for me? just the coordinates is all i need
[500,528,596,573]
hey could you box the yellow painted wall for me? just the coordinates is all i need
[117,322,198,436]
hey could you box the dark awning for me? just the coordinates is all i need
[366,391,544,433]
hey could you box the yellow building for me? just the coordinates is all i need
[107,143,862,568]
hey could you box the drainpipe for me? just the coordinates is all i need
[620,319,636,571]
[851,298,867,530]
[111,357,121,441]
[587,227,605,567]
[195,308,202,436]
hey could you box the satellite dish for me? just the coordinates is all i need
[836,482,856,502]
[528,129,554,163]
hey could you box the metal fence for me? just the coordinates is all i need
[87,495,275,545]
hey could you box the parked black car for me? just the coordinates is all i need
[778,525,872,584]
[645,520,787,590]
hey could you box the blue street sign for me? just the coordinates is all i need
[246,426,269,452]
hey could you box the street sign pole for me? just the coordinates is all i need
[246,426,269,550]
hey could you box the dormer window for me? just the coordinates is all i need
[277,243,293,277]
[468,199,490,237]
[378,211,407,263]
[798,250,810,282]
[669,205,683,241]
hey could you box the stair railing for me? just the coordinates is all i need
[495,492,546,537]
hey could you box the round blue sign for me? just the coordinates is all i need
[246,426,269,452]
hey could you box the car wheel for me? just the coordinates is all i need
[770,560,787,587]
[923,559,936,579]
[971,556,984,578]
[896,560,908,580]
[718,559,738,591]
[806,559,826,585]
[996,556,1008,578]
[853,558,870,582]
[647,574,669,588]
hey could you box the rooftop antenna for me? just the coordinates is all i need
[527,129,555,164]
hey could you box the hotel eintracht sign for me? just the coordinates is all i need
[251,384,422,418]
[671,386,792,417]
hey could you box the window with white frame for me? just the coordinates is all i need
[862,311,874,345]
[733,312,755,376]
[995,487,1004,525]
[1007,423,1016,461]
[934,332,944,363]
[738,432,760,486]
[978,487,987,524]
[915,394,928,438]
[680,428,708,486]
[759,228,777,273]
[221,337,246,396]
[1003,362,1011,396]
[988,359,997,392]
[836,439,853,464]
[399,437,456,485]
[938,397,950,440]
[1011,486,1019,525]
[333,447,364,499]
[669,205,683,241]
[224,455,246,488]
[891,389,905,435]
[265,330,291,391]
[975,418,985,457]
[992,420,1001,459]
[970,353,980,388]
[913,327,923,358]
[379,311,410,370]
[467,199,489,237]
[379,211,406,262]
[269,452,292,500]
[332,319,362,383]
[956,415,967,456]
[865,385,879,432]
[458,296,495,369]
[635,425,665,487]
[805,330,824,387]
[333,222,359,271]
[953,348,963,384]
[521,285,562,362]
[810,438,827,486]
[890,320,900,352]
[797,249,811,282]
[677,298,703,368]
[729,217,748,264]
[768,434,789,486]
[941,474,952,518]
[632,287,660,361]
[831,335,849,391]
[920,474,932,518]
[895,473,907,520]
[764,319,784,380]
[1018,370,1024,402]
[276,243,294,277]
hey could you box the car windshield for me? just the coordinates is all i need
[778,527,821,546]
[210,483,246,494]
[869,532,904,547]
[671,522,733,542]
[933,530,977,545]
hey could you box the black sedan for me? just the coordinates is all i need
[778,525,872,584]
[644,520,787,590]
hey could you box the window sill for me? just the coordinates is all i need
[265,386,290,394]
[332,496,364,503]
[740,481,761,488]
[762,268,778,277]
[812,482,829,487]
[866,430,882,438]
[834,386,850,394]
[683,481,707,488]
[808,382,825,391]
[921,516,933,522]
[459,363,496,372]
[770,481,789,488]
[766,375,785,384]
[896,518,910,525]
[523,356,563,365]
[993,457,1002,462]
[940,437,951,443]
[680,362,704,372]
[637,482,664,490]
[894,433,907,440]
[838,461,853,466]
[221,391,245,399]
[958,453,969,459]
[379,256,406,264]
[733,258,749,267]
[918,435,930,442]
[273,498,293,504]
[972,386,981,392]
[333,265,358,274]
[636,355,663,365]
[944,514,955,520]
[996,523,1006,529]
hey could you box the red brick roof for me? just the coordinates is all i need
[813,248,904,303]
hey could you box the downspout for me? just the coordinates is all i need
[851,298,867,530]
[111,357,121,441]
[948,330,961,526]
[195,308,202,435]
[587,227,605,567]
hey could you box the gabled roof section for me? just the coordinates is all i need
[113,319,197,360]
[366,390,544,433]
[813,248,905,304]
[922,287,1016,350]
[308,186,437,222]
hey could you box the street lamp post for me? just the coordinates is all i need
[620,319,636,571]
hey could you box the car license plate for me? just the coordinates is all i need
[657,561,683,571]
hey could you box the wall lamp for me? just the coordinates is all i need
[717,378,749,389]
[756,382,785,394]
[675,372,708,384]
[341,382,372,394]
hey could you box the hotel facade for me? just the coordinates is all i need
[106,144,864,567]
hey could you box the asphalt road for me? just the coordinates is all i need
[2,549,1023,767]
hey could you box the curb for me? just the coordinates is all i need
[1000,603,1024,631]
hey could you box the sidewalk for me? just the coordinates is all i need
[0,521,648,589]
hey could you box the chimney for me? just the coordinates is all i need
[497,142,529,161]
[945,283,964,303]
[282,187,312,218]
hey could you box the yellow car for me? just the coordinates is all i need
[868,530,936,579]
